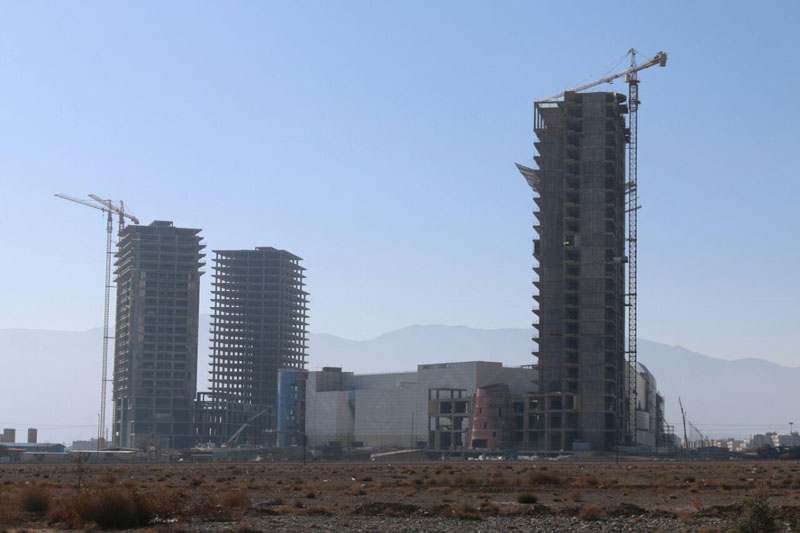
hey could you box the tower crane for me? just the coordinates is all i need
[537,49,667,446]
[55,193,139,450]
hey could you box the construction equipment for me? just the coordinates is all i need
[536,50,667,103]
[538,50,667,445]
[222,408,271,448]
[55,193,139,450]
[679,397,689,453]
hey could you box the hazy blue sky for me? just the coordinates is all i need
[1,1,798,365]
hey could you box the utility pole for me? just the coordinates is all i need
[411,411,415,449]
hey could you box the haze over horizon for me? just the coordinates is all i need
[2,322,797,445]
[4,316,798,370]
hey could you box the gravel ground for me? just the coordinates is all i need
[156,514,735,532]
[2,460,799,532]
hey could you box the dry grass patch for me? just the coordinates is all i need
[0,496,22,526]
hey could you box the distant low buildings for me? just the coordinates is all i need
[70,438,102,451]
[304,361,670,452]
[305,362,535,449]
[699,432,799,452]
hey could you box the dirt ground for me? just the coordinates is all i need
[1,459,799,531]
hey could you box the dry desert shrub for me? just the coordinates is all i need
[47,488,153,529]
[489,473,508,486]
[516,493,538,504]
[218,489,251,509]
[348,484,366,496]
[17,485,51,515]
[455,475,479,485]
[148,487,184,518]
[567,489,583,502]
[453,503,483,520]
[526,471,561,486]
[577,504,606,521]
[733,492,778,533]
[99,471,117,485]
[478,500,499,515]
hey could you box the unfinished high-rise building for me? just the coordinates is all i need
[112,221,205,450]
[517,91,628,451]
[195,247,308,446]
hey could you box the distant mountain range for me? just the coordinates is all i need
[2,317,797,444]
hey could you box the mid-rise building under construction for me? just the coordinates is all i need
[195,247,308,446]
[112,221,205,450]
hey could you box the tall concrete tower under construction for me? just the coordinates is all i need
[194,247,308,446]
[112,221,205,450]
[517,91,628,451]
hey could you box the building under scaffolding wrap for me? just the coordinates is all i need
[517,92,629,451]
[195,247,308,447]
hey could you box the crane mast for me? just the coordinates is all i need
[536,49,666,447]
[625,49,641,446]
[55,193,138,450]
[101,207,112,448]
